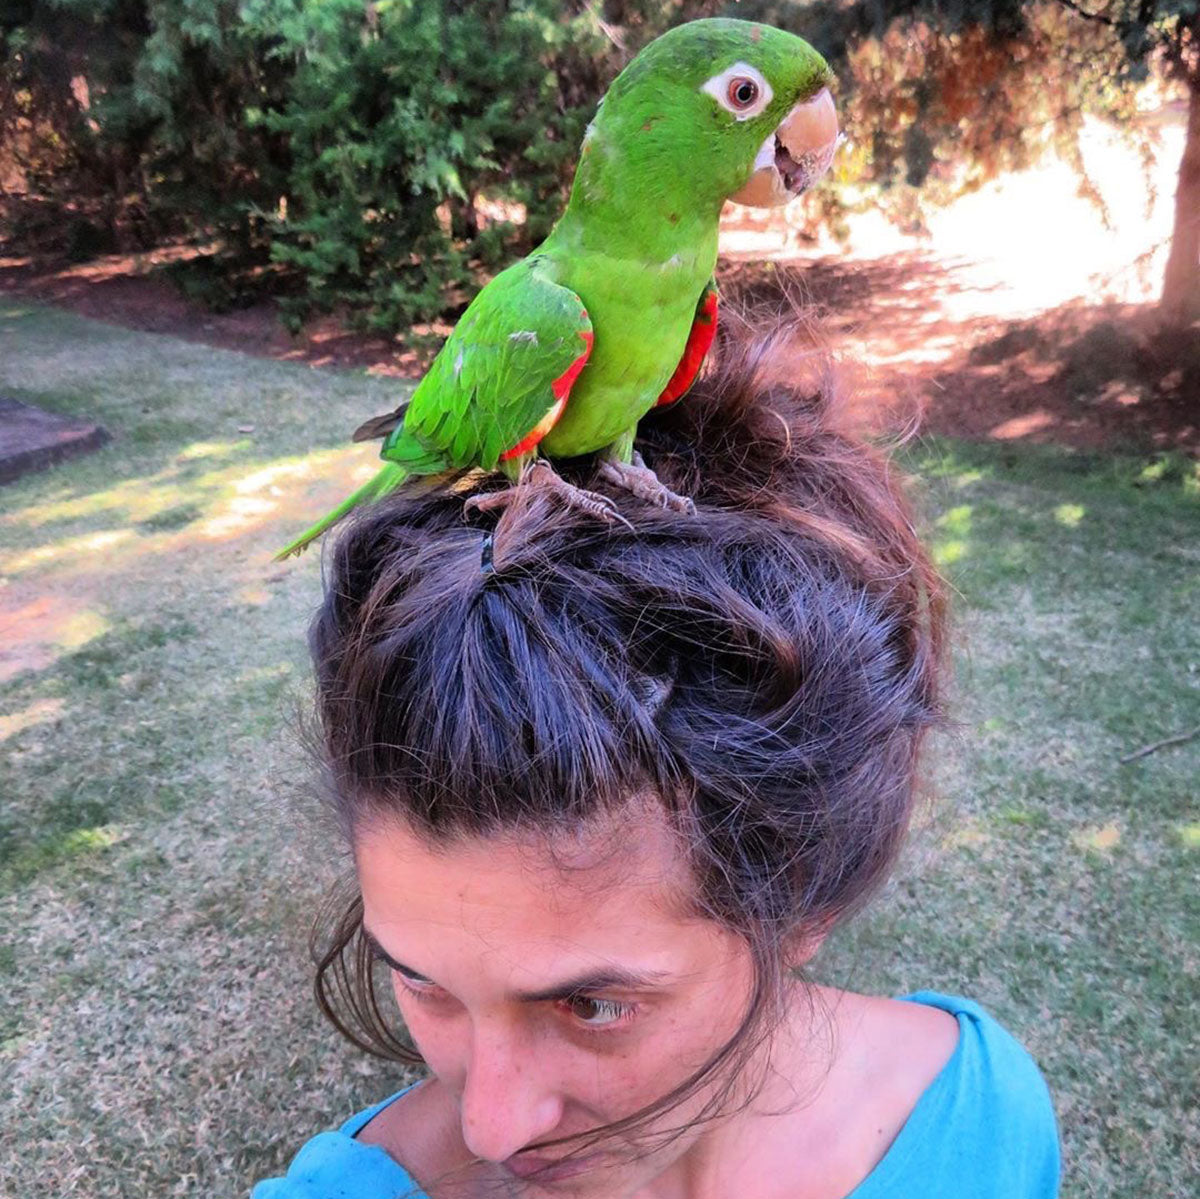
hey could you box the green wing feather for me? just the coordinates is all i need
[398,257,592,471]
[275,258,592,560]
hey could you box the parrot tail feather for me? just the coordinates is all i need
[274,462,410,561]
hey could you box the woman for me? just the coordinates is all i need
[254,329,1060,1197]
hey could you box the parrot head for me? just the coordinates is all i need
[585,18,840,213]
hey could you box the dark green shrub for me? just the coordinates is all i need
[1,1,719,330]
[245,0,614,331]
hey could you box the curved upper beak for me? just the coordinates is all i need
[730,86,840,208]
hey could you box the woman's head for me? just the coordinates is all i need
[354,798,762,1184]
[307,325,946,1180]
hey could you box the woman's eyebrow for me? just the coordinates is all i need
[517,967,672,1003]
[363,929,430,980]
[363,927,670,1000]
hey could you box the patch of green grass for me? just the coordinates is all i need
[135,502,205,532]
[0,609,208,889]
[1,301,1196,1198]
[819,433,1199,1197]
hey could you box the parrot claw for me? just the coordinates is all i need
[465,459,634,530]
[597,451,696,515]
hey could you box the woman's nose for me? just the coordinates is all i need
[458,1023,564,1163]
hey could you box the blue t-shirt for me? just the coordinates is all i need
[252,992,1060,1198]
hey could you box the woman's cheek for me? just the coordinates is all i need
[614,1013,710,1105]
[570,1026,683,1113]
[392,984,461,1076]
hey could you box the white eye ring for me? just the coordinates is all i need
[700,62,773,121]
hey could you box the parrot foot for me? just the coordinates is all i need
[596,451,696,515]
[465,459,634,529]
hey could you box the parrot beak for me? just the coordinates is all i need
[730,87,840,208]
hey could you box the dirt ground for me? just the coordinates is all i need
[1,233,1196,457]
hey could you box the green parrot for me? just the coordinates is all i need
[277,17,838,559]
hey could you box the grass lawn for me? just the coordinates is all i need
[1,299,1196,1198]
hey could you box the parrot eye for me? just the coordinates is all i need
[728,77,759,109]
[700,62,772,120]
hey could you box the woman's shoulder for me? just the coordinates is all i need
[853,990,1060,1198]
[903,991,1059,1129]
[251,1084,428,1199]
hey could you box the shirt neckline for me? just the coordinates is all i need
[343,993,972,1198]
[842,993,970,1197]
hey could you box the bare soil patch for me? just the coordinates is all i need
[1,238,1195,456]
[721,254,1198,455]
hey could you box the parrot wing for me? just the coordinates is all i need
[395,258,594,471]
[655,279,719,408]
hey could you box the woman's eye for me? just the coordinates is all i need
[394,970,442,1001]
[564,995,635,1028]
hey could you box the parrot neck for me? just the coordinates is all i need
[551,117,724,263]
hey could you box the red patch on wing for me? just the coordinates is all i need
[552,328,593,401]
[656,291,718,407]
[500,327,594,461]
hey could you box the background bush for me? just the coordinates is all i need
[4,0,1194,329]
[1,0,709,329]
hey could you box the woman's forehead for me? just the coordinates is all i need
[354,803,726,969]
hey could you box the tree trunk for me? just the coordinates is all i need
[1160,73,1200,325]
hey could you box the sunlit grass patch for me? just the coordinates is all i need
[1,823,127,891]
[1072,821,1122,854]
[0,697,65,742]
[2,528,136,574]
[0,443,367,574]
[175,438,251,462]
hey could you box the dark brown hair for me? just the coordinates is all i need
[306,320,947,1159]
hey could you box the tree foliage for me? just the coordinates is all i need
[245,0,603,329]
[2,0,1195,327]
[0,1,708,326]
